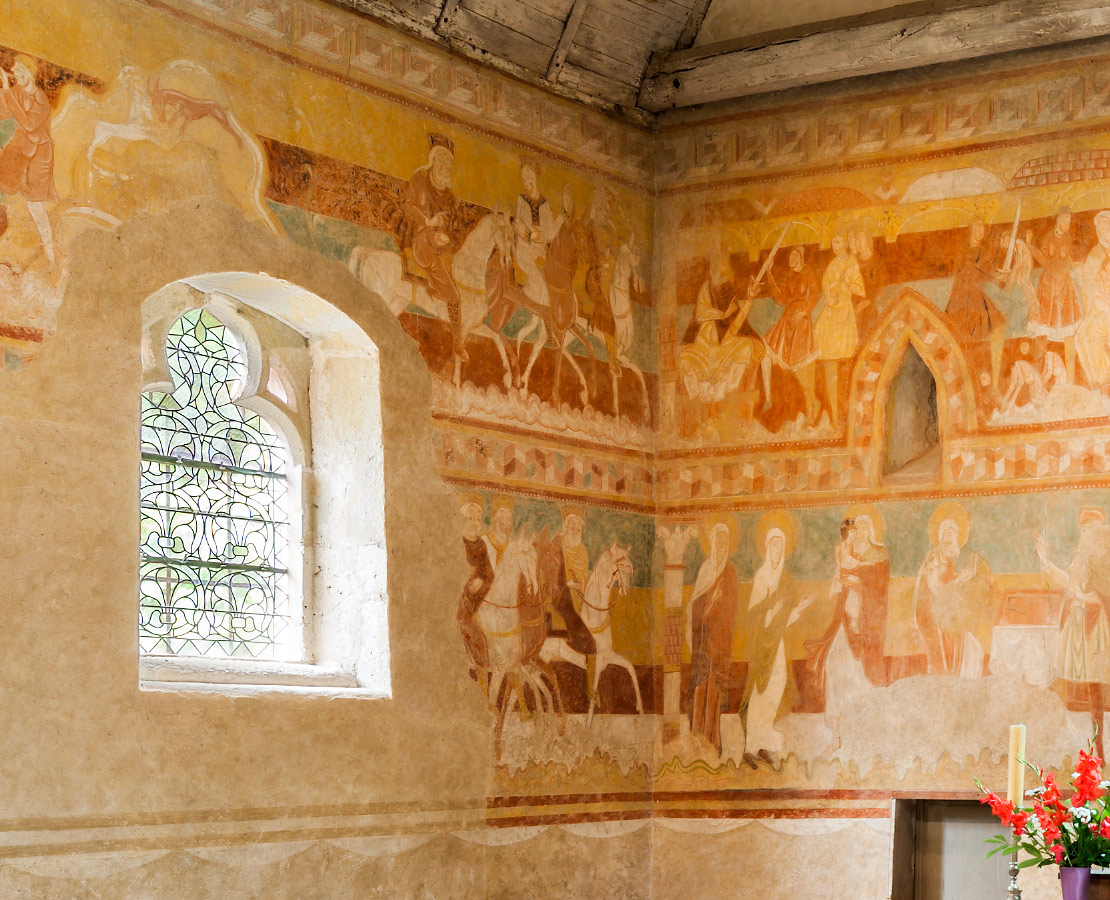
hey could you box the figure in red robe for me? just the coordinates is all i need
[0,58,56,264]
[400,134,465,359]
[946,220,1005,391]
[760,246,821,423]
[685,521,739,754]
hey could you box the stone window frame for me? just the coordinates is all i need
[138,273,391,698]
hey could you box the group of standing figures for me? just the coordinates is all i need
[685,503,1110,767]
[679,231,889,428]
[679,208,1110,430]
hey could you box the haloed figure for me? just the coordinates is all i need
[740,513,813,769]
[686,516,739,755]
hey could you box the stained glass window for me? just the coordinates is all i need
[139,309,295,660]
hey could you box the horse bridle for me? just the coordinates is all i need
[578,558,632,613]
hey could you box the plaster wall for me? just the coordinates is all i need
[6,0,1110,897]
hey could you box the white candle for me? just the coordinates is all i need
[1008,724,1026,804]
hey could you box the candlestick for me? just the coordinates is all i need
[1007,852,1022,900]
[1008,724,1026,805]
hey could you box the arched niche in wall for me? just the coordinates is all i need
[846,288,977,487]
[882,342,940,483]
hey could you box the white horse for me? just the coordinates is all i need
[347,212,518,388]
[599,242,650,420]
[474,531,560,756]
[540,542,642,725]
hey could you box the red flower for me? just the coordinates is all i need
[1033,796,1063,846]
[1052,843,1065,864]
[1072,749,1105,807]
[979,791,1031,836]
[1043,771,1064,808]
[981,791,1016,827]
[1100,818,1110,840]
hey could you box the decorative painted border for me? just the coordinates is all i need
[656,52,1110,190]
[138,0,654,190]
[0,791,897,859]
[434,425,655,509]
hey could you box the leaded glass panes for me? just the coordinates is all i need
[140,309,294,660]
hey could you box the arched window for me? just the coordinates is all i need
[138,274,391,696]
[140,309,298,660]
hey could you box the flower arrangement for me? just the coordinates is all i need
[978,743,1110,869]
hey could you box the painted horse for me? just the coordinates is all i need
[473,529,562,756]
[540,542,642,725]
[348,212,519,388]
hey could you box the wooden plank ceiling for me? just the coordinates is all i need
[327,0,707,118]
[326,0,1110,120]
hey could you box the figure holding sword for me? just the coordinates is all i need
[678,249,764,405]
[946,219,1008,394]
[755,227,822,424]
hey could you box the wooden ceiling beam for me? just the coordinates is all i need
[639,0,1110,111]
[435,0,462,33]
[322,0,654,122]
[547,0,591,80]
[673,0,712,51]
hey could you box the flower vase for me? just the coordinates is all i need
[1060,866,1091,900]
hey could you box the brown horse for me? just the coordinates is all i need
[148,76,243,148]
[513,216,598,407]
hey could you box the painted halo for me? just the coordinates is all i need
[846,504,885,543]
[1096,210,1110,250]
[457,491,484,515]
[928,501,970,548]
[755,509,796,557]
[699,511,740,557]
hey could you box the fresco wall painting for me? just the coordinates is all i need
[12,0,1110,896]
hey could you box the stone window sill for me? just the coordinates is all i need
[139,655,387,698]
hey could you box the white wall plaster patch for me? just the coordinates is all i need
[559,819,649,838]
[187,842,315,867]
[2,850,171,879]
[326,835,437,857]
[450,826,548,845]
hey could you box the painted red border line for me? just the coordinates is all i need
[489,788,896,808]
[487,808,891,826]
[652,807,890,819]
